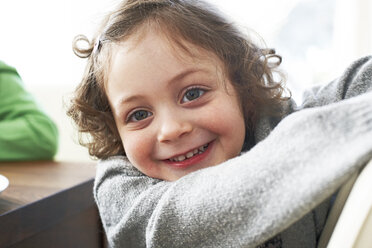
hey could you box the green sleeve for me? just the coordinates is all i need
[0,61,59,161]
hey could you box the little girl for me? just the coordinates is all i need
[68,0,372,247]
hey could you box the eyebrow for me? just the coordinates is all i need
[115,67,207,107]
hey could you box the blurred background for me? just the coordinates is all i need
[0,0,371,161]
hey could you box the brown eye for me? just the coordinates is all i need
[182,88,205,103]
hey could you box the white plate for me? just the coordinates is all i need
[0,174,9,193]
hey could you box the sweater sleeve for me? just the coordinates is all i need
[253,56,372,144]
[0,62,59,161]
[301,55,372,108]
[94,58,372,248]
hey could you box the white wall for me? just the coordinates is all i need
[0,0,120,161]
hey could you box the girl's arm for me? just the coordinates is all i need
[254,56,372,144]
[300,55,372,108]
[94,57,372,248]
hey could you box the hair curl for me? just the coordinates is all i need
[67,0,290,159]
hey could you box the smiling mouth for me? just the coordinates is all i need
[167,143,209,162]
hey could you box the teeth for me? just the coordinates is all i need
[169,143,209,162]
[186,152,194,158]
[177,155,186,161]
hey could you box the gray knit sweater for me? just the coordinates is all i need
[94,56,372,248]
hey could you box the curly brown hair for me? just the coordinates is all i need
[67,0,290,159]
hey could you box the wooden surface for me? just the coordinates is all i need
[0,161,103,248]
[0,161,96,214]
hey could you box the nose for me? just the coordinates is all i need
[157,110,193,143]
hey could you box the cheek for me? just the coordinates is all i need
[204,99,244,131]
[121,132,153,168]
[203,100,246,152]
[121,131,163,179]
[217,112,245,142]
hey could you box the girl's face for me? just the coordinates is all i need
[106,30,246,181]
